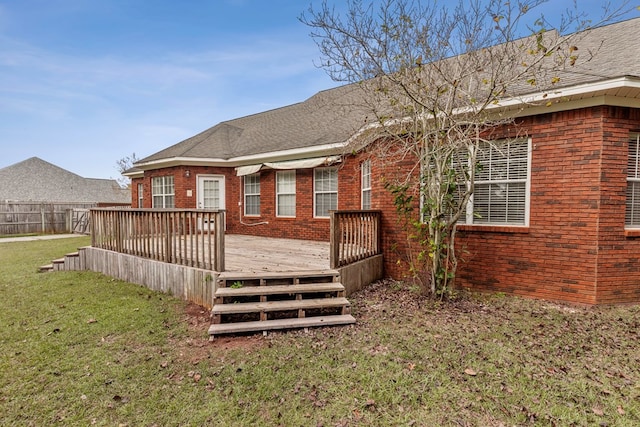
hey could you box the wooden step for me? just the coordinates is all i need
[39,264,54,273]
[217,270,338,281]
[211,297,350,315]
[217,270,339,287]
[208,314,356,337]
[215,282,345,298]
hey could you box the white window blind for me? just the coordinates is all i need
[361,160,371,210]
[244,173,260,216]
[626,134,640,227]
[314,168,337,217]
[276,171,296,217]
[456,139,529,225]
[137,183,143,208]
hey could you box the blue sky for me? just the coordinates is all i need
[0,0,637,180]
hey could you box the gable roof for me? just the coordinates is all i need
[135,83,371,170]
[134,17,640,173]
[0,157,130,204]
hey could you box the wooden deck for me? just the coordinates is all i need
[224,234,330,273]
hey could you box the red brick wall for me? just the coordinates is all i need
[131,161,369,242]
[228,161,366,241]
[457,106,640,305]
[368,106,640,305]
[595,107,640,304]
[130,177,142,208]
[456,110,600,304]
[128,105,640,304]
[363,148,422,281]
[230,168,331,241]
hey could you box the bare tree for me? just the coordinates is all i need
[114,152,139,188]
[301,0,632,297]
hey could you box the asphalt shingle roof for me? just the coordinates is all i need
[140,83,371,164]
[139,17,640,165]
[0,157,131,203]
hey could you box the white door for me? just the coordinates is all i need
[197,175,225,230]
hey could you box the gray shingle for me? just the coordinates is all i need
[139,17,640,165]
[0,157,130,203]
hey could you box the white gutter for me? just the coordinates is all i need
[484,76,640,113]
[132,142,347,171]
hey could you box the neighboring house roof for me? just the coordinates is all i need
[0,157,131,204]
[134,17,640,173]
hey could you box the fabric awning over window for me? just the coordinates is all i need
[235,156,341,176]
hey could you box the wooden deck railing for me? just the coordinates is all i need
[330,210,382,268]
[91,208,225,271]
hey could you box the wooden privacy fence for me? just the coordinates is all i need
[91,208,226,271]
[0,201,96,235]
[330,210,382,268]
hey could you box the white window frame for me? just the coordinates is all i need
[626,133,640,228]
[361,160,372,210]
[244,173,260,216]
[137,183,143,208]
[151,176,174,209]
[459,138,531,226]
[314,167,338,218]
[276,170,296,217]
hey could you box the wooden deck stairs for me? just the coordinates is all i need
[208,270,355,339]
[39,251,83,272]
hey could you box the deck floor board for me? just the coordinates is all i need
[224,234,330,273]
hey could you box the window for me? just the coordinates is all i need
[244,173,260,216]
[458,138,530,225]
[137,183,143,208]
[626,133,640,227]
[151,176,174,208]
[314,168,338,217]
[276,171,296,217]
[361,160,371,209]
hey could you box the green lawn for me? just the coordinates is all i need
[1,237,639,426]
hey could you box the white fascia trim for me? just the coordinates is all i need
[123,170,144,178]
[133,142,347,171]
[485,76,640,113]
[344,76,640,145]
[510,94,640,118]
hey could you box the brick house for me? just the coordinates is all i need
[128,18,640,305]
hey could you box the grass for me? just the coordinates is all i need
[1,237,639,426]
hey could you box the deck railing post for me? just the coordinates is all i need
[329,211,340,269]
[214,210,225,271]
[376,211,382,254]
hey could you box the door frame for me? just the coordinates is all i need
[196,174,226,210]
[196,174,226,231]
